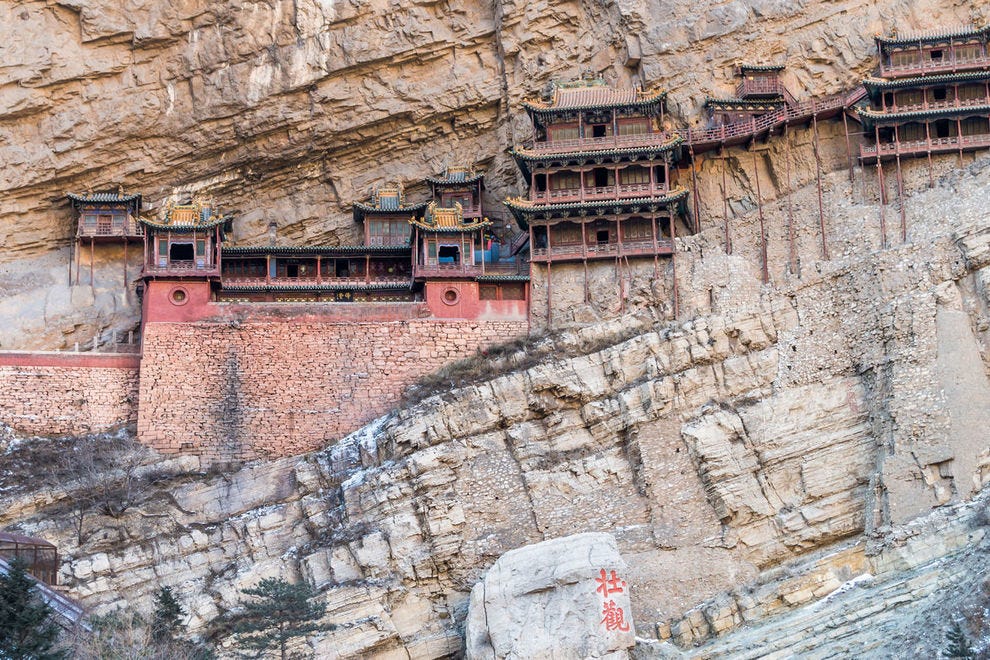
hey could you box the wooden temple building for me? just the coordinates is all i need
[859,25,990,164]
[504,75,689,320]
[705,65,794,127]
[67,189,143,286]
[129,170,528,321]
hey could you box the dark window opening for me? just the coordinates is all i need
[933,88,947,102]
[654,166,667,184]
[286,264,299,277]
[596,230,610,245]
[438,245,460,264]
[593,168,609,187]
[336,260,349,277]
[534,173,547,192]
[935,120,951,138]
[169,243,194,261]
[883,92,894,107]
[591,124,607,138]
[930,49,943,61]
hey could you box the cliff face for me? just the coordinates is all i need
[0,0,981,347]
[4,155,990,656]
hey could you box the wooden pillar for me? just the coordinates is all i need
[546,225,552,328]
[752,150,768,284]
[671,205,678,320]
[123,237,128,288]
[616,214,624,312]
[784,126,797,276]
[812,113,829,261]
[581,222,589,303]
[365,254,370,284]
[651,213,659,280]
[957,116,964,165]
[689,145,701,234]
[874,125,887,249]
[894,124,906,243]
[89,238,94,288]
[842,110,855,182]
[316,255,322,284]
[75,239,81,286]
[925,121,934,188]
[612,108,618,145]
[721,147,731,254]
[266,254,271,284]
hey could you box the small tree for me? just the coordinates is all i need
[0,557,66,660]
[151,586,185,644]
[945,620,976,659]
[231,577,328,660]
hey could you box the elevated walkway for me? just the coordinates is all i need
[0,556,88,632]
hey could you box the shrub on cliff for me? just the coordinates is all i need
[0,557,66,659]
[944,620,976,659]
[228,577,329,660]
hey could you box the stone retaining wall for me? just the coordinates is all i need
[137,317,528,461]
[0,352,140,436]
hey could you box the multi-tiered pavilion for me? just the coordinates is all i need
[859,25,990,163]
[505,75,689,324]
[67,188,144,286]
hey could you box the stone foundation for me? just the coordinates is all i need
[0,352,140,436]
[137,313,528,461]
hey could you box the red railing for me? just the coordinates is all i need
[736,79,787,98]
[881,54,990,78]
[881,96,989,113]
[144,261,219,277]
[413,263,484,278]
[520,131,673,153]
[531,182,668,204]
[78,217,143,238]
[680,86,867,148]
[222,276,411,288]
[530,239,673,261]
[860,132,990,160]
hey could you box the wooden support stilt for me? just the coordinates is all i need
[651,213,659,280]
[895,152,906,242]
[89,238,95,288]
[581,222,589,303]
[75,239,81,286]
[689,145,701,234]
[752,151,768,284]
[925,121,934,188]
[784,126,797,276]
[546,262,552,328]
[123,238,128,289]
[812,113,829,261]
[874,126,887,249]
[842,111,854,183]
[721,148,731,254]
[671,205,678,320]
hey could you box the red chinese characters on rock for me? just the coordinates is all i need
[594,568,631,632]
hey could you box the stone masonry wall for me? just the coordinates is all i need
[0,353,140,436]
[137,318,528,461]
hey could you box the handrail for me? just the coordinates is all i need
[520,131,672,153]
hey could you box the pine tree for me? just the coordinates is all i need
[944,620,976,659]
[0,558,66,659]
[231,577,328,660]
[150,586,185,643]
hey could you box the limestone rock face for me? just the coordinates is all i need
[465,533,635,660]
[0,0,981,347]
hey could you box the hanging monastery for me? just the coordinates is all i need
[5,24,990,461]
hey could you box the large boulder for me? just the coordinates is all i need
[465,532,636,659]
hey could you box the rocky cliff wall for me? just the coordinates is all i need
[1,0,983,348]
[3,153,990,656]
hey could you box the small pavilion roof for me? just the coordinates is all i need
[426,167,485,186]
[410,201,491,233]
[737,64,786,73]
[502,187,689,227]
[875,25,989,49]
[139,200,229,231]
[862,69,990,97]
[352,183,428,222]
[67,190,142,212]
[705,97,786,110]
[858,102,990,126]
[0,532,56,549]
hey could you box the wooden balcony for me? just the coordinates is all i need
[530,238,673,263]
[880,54,990,78]
[143,260,219,277]
[77,217,143,240]
[520,131,673,154]
[736,79,786,98]
[414,263,484,278]
[860,132,990,162]
[530,182,669,204]
[222,275,411,289]
[879,96,990,114]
